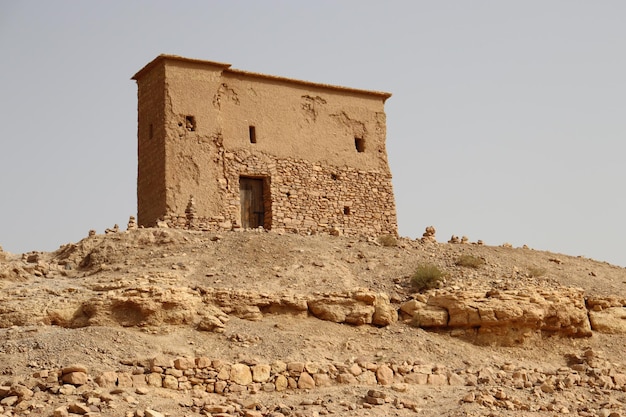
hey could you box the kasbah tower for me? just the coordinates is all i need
[132,55,398,237]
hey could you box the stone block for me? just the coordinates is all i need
[251,364,271,383]
[297,372,315,389]
[62,372,88,386]
[376,365,394,385]
[230,364,252,385]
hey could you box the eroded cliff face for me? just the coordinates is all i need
[2,228,625,344]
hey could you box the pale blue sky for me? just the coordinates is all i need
[1,1,625,266]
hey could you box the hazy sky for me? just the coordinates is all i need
[1,1,625,266]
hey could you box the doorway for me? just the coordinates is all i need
[239,177,271,229]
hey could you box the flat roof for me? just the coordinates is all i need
[132,54,392,101]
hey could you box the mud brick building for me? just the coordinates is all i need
[132,55,397,236]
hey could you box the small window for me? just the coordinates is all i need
[185,115,196,131]
[355,137,365,153]
[331,173,338,181]
[249,126,257,143]
[343,206,351,215]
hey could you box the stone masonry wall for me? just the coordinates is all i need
[164,149,398,237]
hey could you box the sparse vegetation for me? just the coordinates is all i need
[528,266,547,278]
[377,234,398,247]
[411,264,446,291]
[455,254,485,269]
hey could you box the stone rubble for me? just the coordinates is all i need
[0,348,625,416]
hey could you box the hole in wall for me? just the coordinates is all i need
[344,206,351,215]
[331,173,338,181]
[249,126,257,143]
[185,116,196,132]
[355,137,365,153]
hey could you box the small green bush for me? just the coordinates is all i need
[378,234,398,247]
[411,264,446,291]
[455,255,485,269]
[527,266,547,278]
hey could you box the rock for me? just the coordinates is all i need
[252,364,271,383]
[314,373,332,387]
[462,392,476,403]
[337,373,358,384]
[95,371,118,388]
[287,362,305,374]
[145,410,165,417]
[162,375,178,389]
[230,363,253,385]
[308,295,375,325]
[62,371,88,385]
[412,306,449,328]
[62,364,88,374]
[53,406,69,417]
[589,307,626,334]
[365,389,386,405]
[68,403,91,414]
[372,294,398,326]
[0,396,18,407]
[376,365,394,385]
[146,373,162,387]
[427,374,447,385]
[275,375,288,392]
[174,357,195,370]
[10,384,33,399]
[427,287,592,345]
[150,356,174,369]
[297,372,315,389]
[58,384,76,395]
[540,381,555,393]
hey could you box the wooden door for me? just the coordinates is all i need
[240,177,265,229]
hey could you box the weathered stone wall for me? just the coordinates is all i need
[9,348,626,415]
[133,55,398,236]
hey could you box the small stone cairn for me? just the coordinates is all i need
[104,224,119,234]
[127,216,138,231]
[185,195,197,230]
[420,226,436,243]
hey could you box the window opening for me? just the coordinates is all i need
[344,206,351,215]
[185,115,196,132]
[355,137,365,153]
[249,126,257,143]
[331,173,338,181]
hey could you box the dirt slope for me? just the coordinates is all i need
[1,229,625,417]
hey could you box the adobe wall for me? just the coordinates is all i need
[135,56,398,236]
[136,64,167,226]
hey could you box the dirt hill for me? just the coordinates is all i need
[1,228,625,417]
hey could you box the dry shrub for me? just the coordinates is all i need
[527,266,547,278]
[455,255,485,269]
[411,264,446,292]
[378,234,398,247]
